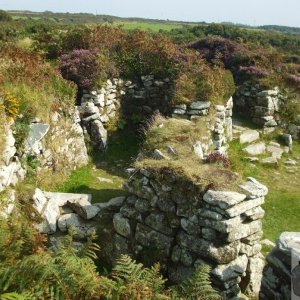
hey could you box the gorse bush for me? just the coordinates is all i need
[0,46,75,121]
[0,91,20,121]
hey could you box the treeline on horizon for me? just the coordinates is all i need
[4,9,300,33]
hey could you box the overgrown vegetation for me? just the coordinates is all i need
[137,114,241,190]
[0,208,220,299]
[1,9,300,299]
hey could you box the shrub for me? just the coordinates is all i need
[0,46,76,121]
[59,49,101,90]
[206,151,230,168]
[0,10,12,22]
[280,91,300,124]
[0,91,20,121]
[188,36,251,70]
[239,65,270,78]
[115,30,179,79]
[173,50,235,105]
[59,48,116,90]
[286,73,300,89]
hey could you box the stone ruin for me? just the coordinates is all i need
[0,109,88,219]
[30,167,300,300]
[172,97,233,152]
[260,232,300,300]
[96,168,267,299]
[234,82,281,130]
[234,81,300,139]
[78,76,171,150]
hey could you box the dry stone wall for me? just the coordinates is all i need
[99,168,268,299]
[80,76,234,156]
[36,108,89,171]
[260,232,300,300]
[78,76,171,150]
[0,109,88,218]
[172,97,233,152]
[234,82,281,130]
[0,125,26,193]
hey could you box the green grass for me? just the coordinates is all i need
[55,130,140,203]
[116,21,185,32]
[229,136,300,242]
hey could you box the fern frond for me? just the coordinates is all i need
[112,255,170,300]
[113,255,145,283]
[178,264,220,300]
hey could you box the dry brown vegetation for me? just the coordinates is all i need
[137,114,242,190]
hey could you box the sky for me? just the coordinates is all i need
[0,0,300,27]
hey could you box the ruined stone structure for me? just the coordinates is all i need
[172,97,233,152]
[234,82,281,130]
[95,168,266,299]
[0,109,88,218]
[260,232,300,300]
[0,125,26,194]
[78,76,171,150]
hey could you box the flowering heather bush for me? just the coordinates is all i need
[286,73,300,89]
[59,49,105,90]
[206,151,230,168]
[239,66,270,78]
[188,37,250,70]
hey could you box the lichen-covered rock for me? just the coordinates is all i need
[245,255,265,296]
[239,130,260,144]
[203,190,246,209]
[90,120,107,150]
[135,223,174,257]
[190,101,211,110]
[113,213,131,238]
[239,177,268,199]
[67,198,100,220]
[33,188,60,233]
[193,141,204,159]
[243,142,266,156]
[177,231,240,264]
[57,213,96,239]
[212,254,248,282]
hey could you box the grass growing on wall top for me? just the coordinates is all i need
[138,114,242,190]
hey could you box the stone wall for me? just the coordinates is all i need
[0,124,26,194]
[260,232,300,300]
[77,76,172,150]
[0,124,26,218]
[0,109,88,218]
[98,168,267,299]
[234,82,281,130]
[35,108,89,171]
[172,97,233,152]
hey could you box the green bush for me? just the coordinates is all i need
[0,10,12,22]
